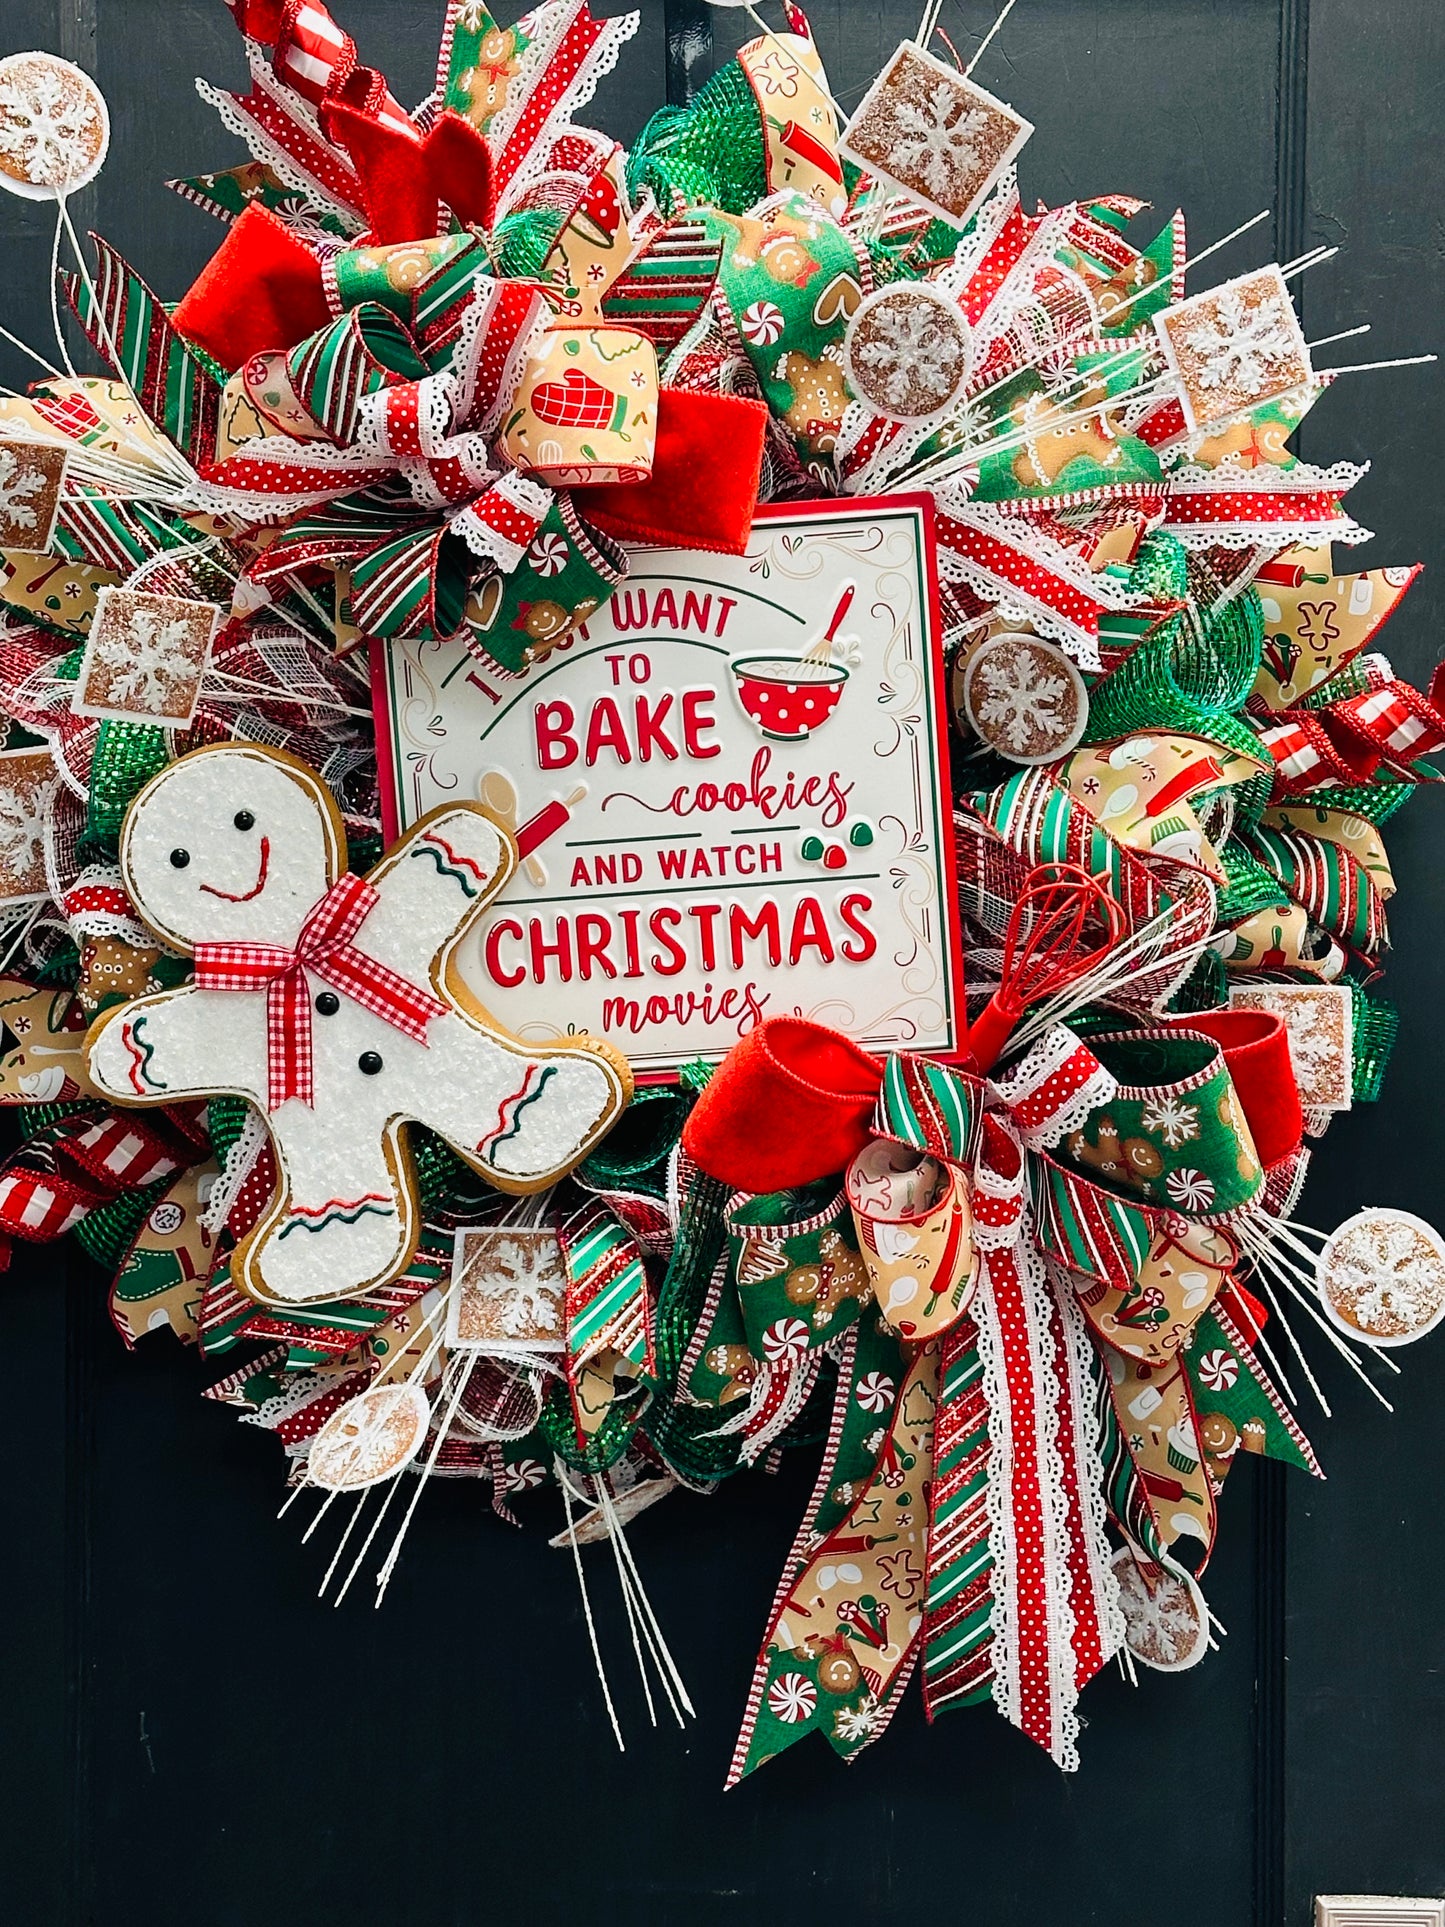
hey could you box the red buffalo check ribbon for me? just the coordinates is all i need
[193,871,447,1111]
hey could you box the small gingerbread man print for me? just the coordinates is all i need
[86,745,631,1309]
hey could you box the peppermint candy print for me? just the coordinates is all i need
[1165,1167,1216,1212]
[741,300,785,347]
[767,1671,818,1724]
[855,1370,896,1413]
[1196,1348,1239,1392]
[762,1315,811,1363]
[526,531,571,577]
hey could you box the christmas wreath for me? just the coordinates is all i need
[0,0,1440,1780]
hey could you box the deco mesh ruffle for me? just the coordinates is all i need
[0,0,1441,1782]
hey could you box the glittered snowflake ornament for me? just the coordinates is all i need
[1111,1547,1209,1672]
[1316,1208,1445,1347]
[75,587,221,726]
[447,1220,569,1352]
[844,282,973,423]
[1229,983,1354,1119]
[0,439,66,550]
[1154,266,1313,433]
[0,52,109,200]
[0,747,55,904]
[840,40,1032,229]
[957,631,1088,764]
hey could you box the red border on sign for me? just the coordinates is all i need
[371,492,968,1077]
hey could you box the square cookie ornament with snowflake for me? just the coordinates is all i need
[374,496,966,1081]
[839,40,1033,229]
[0,439,66,550]
[0,747,55,904]
[74,587,220,727]
[1153,265,1313,434]
[447,1223,568,1354]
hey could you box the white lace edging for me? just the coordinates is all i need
[970,1263,1017,1732]
[1016,1237,1083,1770]
[989,1025,1118,1152]
[492,6,639,215]
[935,548,1104,671]
[1052,1261,1127,1664]
[196,73,364,234]
[202,1105,270,1235]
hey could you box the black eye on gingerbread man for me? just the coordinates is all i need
[169,849,190,869]
[233,810,255,831]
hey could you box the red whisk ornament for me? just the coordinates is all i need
[963,863,1128,1074]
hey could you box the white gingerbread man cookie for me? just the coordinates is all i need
[86,744,632,1309]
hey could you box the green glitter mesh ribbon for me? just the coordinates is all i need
[85,721,170,851]
[629,61,768,214]
[1087,583,1273,823]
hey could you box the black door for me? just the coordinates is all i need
[2,4,1442,1922]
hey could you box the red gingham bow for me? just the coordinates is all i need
[193,870,448,1111]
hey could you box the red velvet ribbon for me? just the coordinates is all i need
[682,1017,884,1193]
[1164,1009,1303,1169]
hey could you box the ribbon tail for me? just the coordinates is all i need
[266,968,312,1111]
[968,1235,1118,1770]
[727,1341,936,1787]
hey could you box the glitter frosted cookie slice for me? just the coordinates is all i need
[1153,265,1313,434]
[839,40,1032,230]
[0,439,66,550]
[957,631,1088,764]
[0,747,56,904]
[1316,1207,1445,1347]
[0,52,109,200]
[843,282,973,423]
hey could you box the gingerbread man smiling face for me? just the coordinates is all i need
[86,744,632,1309]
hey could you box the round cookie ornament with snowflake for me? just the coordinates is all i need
[0,51,109,200]
[85,744,633,1309]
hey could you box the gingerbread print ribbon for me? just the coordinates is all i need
[193,870,446,1111]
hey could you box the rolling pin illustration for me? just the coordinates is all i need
[478,770,588,886]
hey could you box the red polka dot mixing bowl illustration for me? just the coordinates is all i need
[730,655,850,739]
[729,582,857,741]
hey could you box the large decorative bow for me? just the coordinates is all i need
[193,870,447,1111]
[705,1001,1312,1784]
[188,281,609,662]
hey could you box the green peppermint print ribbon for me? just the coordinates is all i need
[1058,1029,1264,1221]
[685,1179,866,1405]
[703,192,871,477]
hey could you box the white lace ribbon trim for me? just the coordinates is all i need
[450,470,554,572]
[1051,1260,1127,1665]
[989,1024,1118,1153]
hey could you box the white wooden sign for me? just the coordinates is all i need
[373,496,966,1081]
